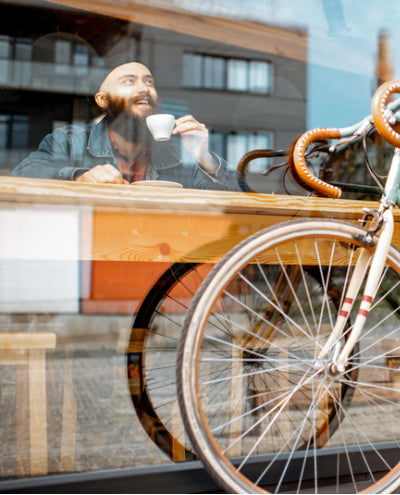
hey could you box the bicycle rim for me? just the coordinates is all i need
[128,262,213,461]
[177,219,400,493]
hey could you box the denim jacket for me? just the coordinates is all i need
[12,118,248,192]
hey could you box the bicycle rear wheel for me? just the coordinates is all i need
[177,218,400,493]
[128,262,213,461]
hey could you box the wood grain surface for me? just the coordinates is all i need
[1,176,399,263]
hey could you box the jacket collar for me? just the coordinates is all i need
[87,117,114,158]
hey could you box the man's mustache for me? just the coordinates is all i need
[105,96,159,119]
[130,95,156,106]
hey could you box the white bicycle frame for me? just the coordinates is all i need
[318,148,400,370]
[312,95,400,369]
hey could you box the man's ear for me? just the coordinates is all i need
[95,91,108,109]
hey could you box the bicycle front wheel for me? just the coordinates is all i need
[177,218,400,493]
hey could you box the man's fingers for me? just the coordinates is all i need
[173,115,207,136]
[174,115,195,125]
[95,165,122,183]
[75,164,126,184]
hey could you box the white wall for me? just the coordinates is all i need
[0,205,80,312]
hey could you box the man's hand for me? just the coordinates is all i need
[74,164,128,184]
[172,115,218,173]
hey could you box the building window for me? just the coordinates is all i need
[55,39,97,74]
[54,39,70,65]
[14,38,32,61]
[0,35,32,61]
[73,43,89,67]
[0,33,105,70]
[183,53,273,94]
[0,34,97,68]
[0,36,11,59]
[210,130,273,173]
[0,114,30,149]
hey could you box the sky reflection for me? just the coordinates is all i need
[174,0,400,128]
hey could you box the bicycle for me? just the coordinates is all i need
[176,80,400,493]
[126,164,354,462]
[127,260,354,464]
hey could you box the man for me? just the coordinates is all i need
[12,62,248,191]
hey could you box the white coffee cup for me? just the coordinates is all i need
[146,114,175,141]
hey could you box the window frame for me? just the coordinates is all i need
[182,52,274,95]
[0,113,30,150]
[209,128,274,172]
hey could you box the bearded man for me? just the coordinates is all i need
[12,62,248,191]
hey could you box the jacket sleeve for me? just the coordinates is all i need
[11,128,89,180]
[193,153,250,192]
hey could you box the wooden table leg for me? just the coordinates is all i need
[28,349,48,476]
[0,332,55,478]
[16,363,29,477]
[59,354,77,473]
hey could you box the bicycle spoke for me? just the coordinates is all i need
[178,220,400,493]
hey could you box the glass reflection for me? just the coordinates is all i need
[0,0,400,486]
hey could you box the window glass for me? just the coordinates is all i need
[227,59,247,91]
[183,53,273,94]
[247,132,272,173]
[0,35,11,58]
[55,39,70,65]
[73,43,89,66]
[203,55,225,88]
[2,0,400,488]
[249,60,272,93]
[15,38,32,60]
[226,132,248,165]
[209,130,225,158]
[73,43,89,75]
[0,115,8,148]
[182,53,202,87]
[0,114,30,149]
[223,131,273,173]
[91,55,105,67]
[10,115,29,148]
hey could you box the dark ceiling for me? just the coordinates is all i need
[2,2,132,55]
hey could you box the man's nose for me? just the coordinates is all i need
[136,80,150,92]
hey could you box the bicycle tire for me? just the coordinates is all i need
[127,258,346,462]
[177,218,400,493]
[127,262,213,461]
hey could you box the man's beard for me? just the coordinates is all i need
[104,95,160,143]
